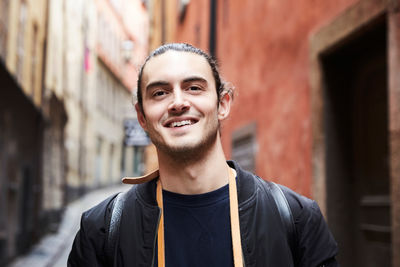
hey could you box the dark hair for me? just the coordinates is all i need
[136,43,225,113]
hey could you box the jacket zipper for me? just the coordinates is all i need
[151,207,162,267]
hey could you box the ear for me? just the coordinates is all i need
[135,103,148,131]
[218,90,232,121]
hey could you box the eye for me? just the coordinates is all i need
[187,85,201,91]
[151,90,168,98]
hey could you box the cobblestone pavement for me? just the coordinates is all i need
[8,184,131,267]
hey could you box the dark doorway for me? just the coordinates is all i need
[0,61,44,264]
[17,166,34,254]
[321,15,391,267]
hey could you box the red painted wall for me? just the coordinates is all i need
[175,0,359,196]
[175,1,210,51]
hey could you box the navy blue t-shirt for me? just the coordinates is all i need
[154,184,233,267]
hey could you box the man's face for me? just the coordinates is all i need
[136,50,230,157]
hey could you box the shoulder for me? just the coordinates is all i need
[229,161,338,265]
[277,185,317,222]
[80,179,158,231]
[231,160,320,220]
[276,185,332,241]
[81,185,142,228]
[246,175,323,235]
[80,193,119,235]
[68,192,122,265]
[277,185,338,266]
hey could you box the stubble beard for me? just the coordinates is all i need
[150,120,221,164]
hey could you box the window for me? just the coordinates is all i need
[133,146,145,176]
[231,123,257,173]
[30,25,38,98]
[95,136,103,183]
[179,0,190,22]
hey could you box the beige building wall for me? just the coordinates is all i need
[44,0,99,200]
[4,0,47,107]
[44,0,64,99]
[42,0,66,210]
[63,0,89,197]
[92,60,130,186]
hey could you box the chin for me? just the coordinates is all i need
[156,135,217,159]
[165,142,203,154]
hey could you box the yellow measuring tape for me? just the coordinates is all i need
[156,167,243,267]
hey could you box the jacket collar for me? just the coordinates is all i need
[122,169,159,184]
[125,160,257,206]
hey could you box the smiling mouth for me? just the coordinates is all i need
[167,119,197,128]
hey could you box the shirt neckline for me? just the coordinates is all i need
[162,184,229,208]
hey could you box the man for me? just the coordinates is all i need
[68,43,338,266]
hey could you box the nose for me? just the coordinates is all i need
[168,89,190,114]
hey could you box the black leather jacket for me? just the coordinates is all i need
[68,161,338,267]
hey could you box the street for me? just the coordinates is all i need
[8,184,131,267]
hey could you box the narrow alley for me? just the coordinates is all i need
[8,185,130,267]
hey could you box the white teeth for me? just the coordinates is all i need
[171,120,192,127]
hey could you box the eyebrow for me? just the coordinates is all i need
[145,76,208,91]
[182,76,208,84]
[145,81,169,91]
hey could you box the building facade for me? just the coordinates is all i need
[0,0,48,264]
[0,0,149,263]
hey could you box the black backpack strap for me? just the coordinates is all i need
[105,191,128,265]
[268,182,298,265]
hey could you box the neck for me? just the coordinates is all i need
[156,136,229,195]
